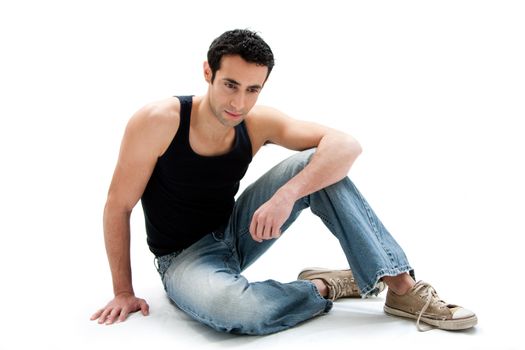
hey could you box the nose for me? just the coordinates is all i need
[230,92,245,111]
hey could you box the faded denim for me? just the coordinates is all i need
[155,148,412,335]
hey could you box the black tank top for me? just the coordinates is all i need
[141,96,253,256]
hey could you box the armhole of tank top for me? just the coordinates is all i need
[158,96,189,160]
[238,121,254,160]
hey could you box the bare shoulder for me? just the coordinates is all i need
[129,97,181,132]
[245,104,336,153]
[246,104,287,123]
[126,97,181,157]
[244,105,290,151]
[246,104,319,133]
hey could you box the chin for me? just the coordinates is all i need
[224,119,243,128]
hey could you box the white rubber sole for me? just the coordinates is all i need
[384,305,478,330]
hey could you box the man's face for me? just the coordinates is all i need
[205,55,268,127]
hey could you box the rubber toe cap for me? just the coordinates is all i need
[452,307,475,319]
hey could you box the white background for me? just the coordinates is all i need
[0,1,523,349]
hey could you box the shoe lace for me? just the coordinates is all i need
[328,277,356,301]
[413,282,448,332]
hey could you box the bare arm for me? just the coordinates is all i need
[273,129,361,202]
[91,100,179,324]
[248,107,361,242]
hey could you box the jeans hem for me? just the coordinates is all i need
[360,265,413,297]
[301,280,333,314]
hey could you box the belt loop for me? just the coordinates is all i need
[154,256,160,272]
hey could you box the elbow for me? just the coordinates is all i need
[336,136,361,178]
[104,193,133,218]
[342,134,362,161]
[327,133,361,178]
[351,138,362,157]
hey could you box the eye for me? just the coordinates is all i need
[248,87,260,94]
[225,82,236,90]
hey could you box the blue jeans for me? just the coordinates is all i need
[155,148,412,335]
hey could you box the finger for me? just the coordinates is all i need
[272,226,281,239]
[140,300,150,316]
[253,222,263,242]
[255,216,265,239]
[249,211,261,242]
[250,215,264,242]
[118,307,130,323]
[98,308,111,324]
[90,308,104,321]
[106,307,121,325]
[262,221,273,240]
[249,214,260,241]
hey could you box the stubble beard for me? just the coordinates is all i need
[212,105,243,128]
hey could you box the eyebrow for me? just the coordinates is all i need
[223,78,262,90]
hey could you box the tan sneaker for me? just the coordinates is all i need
[384,281,478,331]
[298,267,385,300]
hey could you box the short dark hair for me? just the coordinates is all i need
[207,29,275,83]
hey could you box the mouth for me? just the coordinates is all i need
[224,110,243,118]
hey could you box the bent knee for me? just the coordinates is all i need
[207,305,286,335]
[183,293,287,335]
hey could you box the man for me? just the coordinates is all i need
[91,29,477,334]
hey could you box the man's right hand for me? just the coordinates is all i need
[90,292,150,325]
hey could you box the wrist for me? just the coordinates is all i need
[275,185,300,204]
[114,290,134,297]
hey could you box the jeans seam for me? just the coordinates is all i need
[238,227,250,239]
[356,192,398,265]
[310,208,335,230]
[311,206,408,296]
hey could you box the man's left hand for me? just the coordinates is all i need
[249,192,295,242]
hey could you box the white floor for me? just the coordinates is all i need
[3,208,521,350]
[78,293,496,350]
[10,274,520,350]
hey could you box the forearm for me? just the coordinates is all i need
[103,202,134,296]
[277,132,361,202]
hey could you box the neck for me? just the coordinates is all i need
[194,94,234,141]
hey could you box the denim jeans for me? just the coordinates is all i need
[155,148,412,335]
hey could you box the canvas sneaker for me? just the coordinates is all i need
[384,280,477,331]
[298,267,385,301]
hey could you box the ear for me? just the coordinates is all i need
[203,61,212,83]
